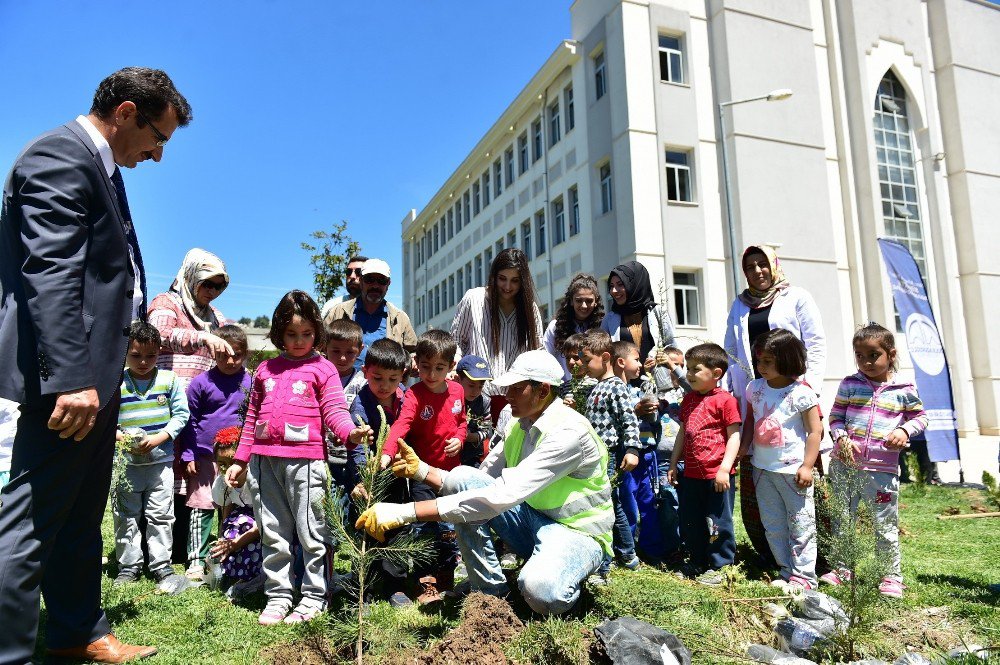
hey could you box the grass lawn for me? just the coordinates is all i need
[49,481,998,664]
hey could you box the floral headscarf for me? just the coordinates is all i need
[738,245,789,309]
[169,248,229,331]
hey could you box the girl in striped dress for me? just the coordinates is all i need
[823,323,927,598]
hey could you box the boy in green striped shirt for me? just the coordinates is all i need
[113,322,190,593]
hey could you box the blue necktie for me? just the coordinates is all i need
[110,167,148,320]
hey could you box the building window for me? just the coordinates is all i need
[434,285,440,316]
[599,163,613,214]
[594,52,607,100]
[532,117,543,163]
[548,100,561,146]
[665,150,692,202]
[449,276,455,308]
[447,209,455,240]
[472,182,481,215]
[494,159,503,198]
[518,133,529,174]
[564,86,575,131]
[535,210,547,256]
[433,224,439,253]
[552,197,566,245]
[483,171,491,206]
[464,262,472,295]
[484,247,493,275]
[495,239,504,258]
[658,35,684,84]
[463,191,471,224]
[455,200,463,232]
[507,230,516,249]
[422,234,430,262]
[673,271,701,326]
[569,186,580,236]
[475,255,483,287]
[875,70,926,280]
[457,268,464,297]
[504,146,515,186]
[521,220,532,259]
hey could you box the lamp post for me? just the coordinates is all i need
[718,88,793,293]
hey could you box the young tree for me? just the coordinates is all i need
[252,315,270,329]
[237,316,252,326]
[301,220,362,305]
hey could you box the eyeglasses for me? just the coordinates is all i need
[133,106,169,147]
[362,275,389,286]
[201,279,226,291]
[345,268,363,276]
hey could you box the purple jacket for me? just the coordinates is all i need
[178,367,251,461]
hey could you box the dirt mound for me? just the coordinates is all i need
[402,592,524,665]
[262,633,340,665]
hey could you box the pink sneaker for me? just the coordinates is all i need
[879,577,905,598]
[258,600,292,626]
[820,569,852,586]
[788,575,816,591]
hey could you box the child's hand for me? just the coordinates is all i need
[135,432,165,455]
[885,427,909,450]
[835,437,859,464]
[443,437,462,457]
[563,396,575,408]
[209,538,237,561]
[350,483,369,501]
[795,465,814,488]
[635,400,657,418]
[620,452,639,472]
[349,425,373,446]
[666,467,679,487]
[186,459,199,477]
[714,469,731,492]
[225,461,247,488]
[380,454,392,470]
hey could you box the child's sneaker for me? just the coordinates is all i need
[259,599,293,626]
[819,569,850,586]
[283,601,325,624]
[500,553,519,569]
[152,568,190,596]
[770,578,791,592]
[417,575,443,605]
[696,569,725,586]
[879,577,905,599]
[618,555,641,571]
[787,575,815,592]
[185,560,206,580]
[113,567,140,586]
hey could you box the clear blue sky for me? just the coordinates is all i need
[0,2,570,319]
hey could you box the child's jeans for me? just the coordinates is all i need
[677,475,735,572]
[114,462,175,574]
[654,455,682,560]
[620,452,662,562]
[752,467,817,584]
[600,452,638,573]
[828,460,902,581]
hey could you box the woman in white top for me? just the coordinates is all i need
[723,244,826,568]
[452,248,544,423]
[542,273,606,382]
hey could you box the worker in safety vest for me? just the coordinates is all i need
[355,350,614,615]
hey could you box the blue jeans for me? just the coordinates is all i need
[677,475,736,571]
[443,466,603,615]
[608,453,638,566]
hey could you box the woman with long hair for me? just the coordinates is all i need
[543,273,605,381]
[452,248,544,422]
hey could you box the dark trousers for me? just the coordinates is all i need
[0,392,120,662]
[678,475,736,571]
[410,480,458,575]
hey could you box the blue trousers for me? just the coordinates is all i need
[677,475,736,571]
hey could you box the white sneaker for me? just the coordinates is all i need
[185,561,206,580]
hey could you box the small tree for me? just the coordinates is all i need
[237,316,252,326]
[323,409,433,665]
[301,220,362,305]
[252,315,270,329]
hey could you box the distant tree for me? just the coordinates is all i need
[301,220,362,305]
[253,315,270,329]
[238,316,252,326]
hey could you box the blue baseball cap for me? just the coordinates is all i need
[457,355,492,381]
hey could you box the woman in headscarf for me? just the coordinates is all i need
[600,260,675,365]
[724,244,826,568]
[542,272,606,381]
[147,248,234,577]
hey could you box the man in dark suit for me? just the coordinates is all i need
[0,67,191,664]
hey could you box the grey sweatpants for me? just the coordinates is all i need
[828,460,902,581]
[752,467,817,584]
[113,462,174,574]
[246,455,332,608]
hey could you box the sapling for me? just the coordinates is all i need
[322,406,433,665]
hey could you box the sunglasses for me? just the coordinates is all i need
[345,268,363,276]
[201,279,226,291]
[363,275,389,286]
[133,106,169,147]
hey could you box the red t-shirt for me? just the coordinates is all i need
[383,380,468,471]
[680,387,741,479]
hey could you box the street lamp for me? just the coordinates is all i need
[718,88,793,293]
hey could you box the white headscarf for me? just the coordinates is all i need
[169,248,229,331]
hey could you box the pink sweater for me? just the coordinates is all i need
[236,354,355,462]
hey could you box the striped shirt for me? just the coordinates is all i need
[828,372,928,474]
[451,287,544,397]
[118,368,190,466]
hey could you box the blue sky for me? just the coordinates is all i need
[0,2,570,319]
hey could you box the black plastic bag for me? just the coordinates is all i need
[594,617,692,665]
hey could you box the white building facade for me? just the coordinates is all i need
[401,0,1000,436]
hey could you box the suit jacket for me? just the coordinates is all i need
[0,122,136,409]
[323,298,417,353]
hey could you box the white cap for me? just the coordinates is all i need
[361,258,391,279]
[491,350,564,388]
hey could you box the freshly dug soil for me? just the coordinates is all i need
[402,592,525,665]
[262,633,340,665]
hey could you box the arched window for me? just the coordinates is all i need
[874,70,926,278]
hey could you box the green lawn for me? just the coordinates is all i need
[45,482,998,664]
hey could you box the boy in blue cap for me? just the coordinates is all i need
[456,355,493,467]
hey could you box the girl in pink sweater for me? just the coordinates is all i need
[226,291,368,625]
